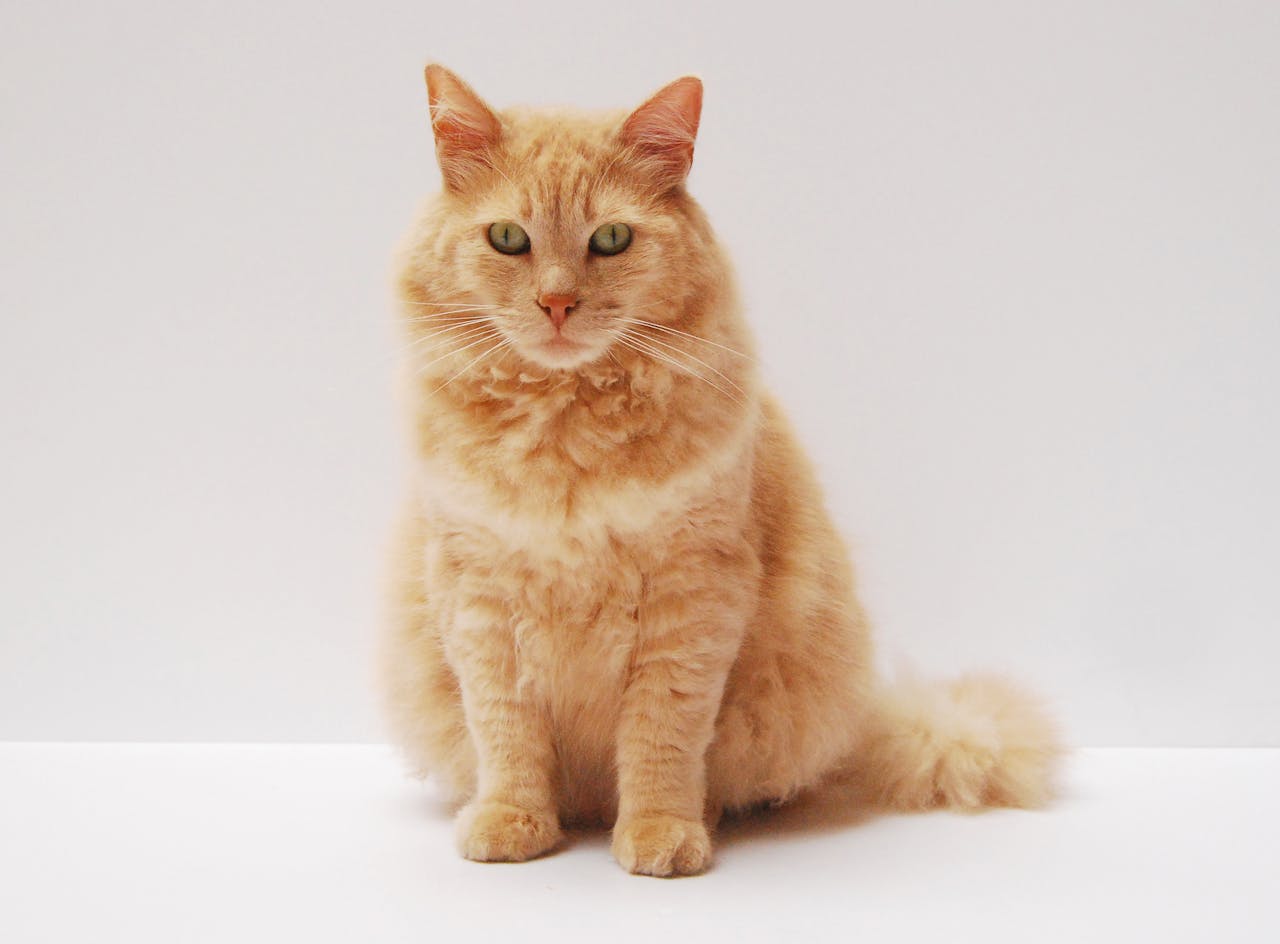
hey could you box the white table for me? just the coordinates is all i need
[2,745,1275,942]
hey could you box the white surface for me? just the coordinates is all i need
[2,2,1279,745]
[1,744,1276,942]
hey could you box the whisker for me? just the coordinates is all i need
[415,330,503,376]
[407,324,496,356]
[404,319,488,345]
[404,302,501,308]
[623,326,749,395]
[406,317,490,340]
[403,314,496,328]
[626,336,740,402]
[617,333,743,405]
[617,334,733,401]
[403,319,495,335]
[616,317,751,361]
[403,306,498,321]
[401,301,501,309]
[430,338,514,396]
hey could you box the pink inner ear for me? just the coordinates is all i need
[621,76,703,179]
[425,64,501,161]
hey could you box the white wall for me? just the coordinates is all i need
[2,0,1276,745]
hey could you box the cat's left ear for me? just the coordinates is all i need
[425,64,502,192]
[621,76,703,188]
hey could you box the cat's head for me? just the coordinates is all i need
[400,65,732,375]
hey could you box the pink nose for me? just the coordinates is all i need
[538,292,577,329]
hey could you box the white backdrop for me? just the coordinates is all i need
[2,0,1276,746]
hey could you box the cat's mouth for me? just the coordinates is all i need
[535,333,589,363]
[521,329,603,369]
[543,334,582,353]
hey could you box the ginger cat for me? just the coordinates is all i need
[382,65,1059,877]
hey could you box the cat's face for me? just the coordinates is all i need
[403,67,715,373]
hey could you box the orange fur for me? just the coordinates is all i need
[381,66,1061,877]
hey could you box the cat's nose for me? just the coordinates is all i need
[537,292,577,330]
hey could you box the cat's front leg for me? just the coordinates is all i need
[612,550,751,877]
[446,598,562,863]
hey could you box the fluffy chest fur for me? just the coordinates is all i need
[411,355,758,558]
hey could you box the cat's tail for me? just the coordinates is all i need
[856,672,1062,811]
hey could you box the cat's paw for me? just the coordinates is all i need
[456,800,563,863]
[612,814,711,877]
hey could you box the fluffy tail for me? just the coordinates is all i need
[857,673,1062,811]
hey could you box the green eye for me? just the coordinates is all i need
[589,222,632,256]
[488,221,530,255]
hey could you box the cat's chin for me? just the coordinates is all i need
[519,335,605,371]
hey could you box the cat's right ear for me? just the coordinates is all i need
[424,64,502,192]
[621,76,703,190]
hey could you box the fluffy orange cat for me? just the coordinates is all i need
[382,65,1060,877]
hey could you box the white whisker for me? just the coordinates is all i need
[430,338,514,396]
[404,319,489,338]
[616,317,751,360]
[408,323,495,355]
[617,333,743,405]
[403,306,498,322]
[623,326,748,395]
[405,301,501,308]
[407,314,488,332]
[415,330,503,376]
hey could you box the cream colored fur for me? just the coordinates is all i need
[381,66,1060,877]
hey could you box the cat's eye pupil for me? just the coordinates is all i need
[589,222,632,256]
[488,220,530,255]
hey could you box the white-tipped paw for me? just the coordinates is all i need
[612,814,711,877]
[456,800,563,863]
